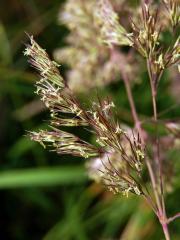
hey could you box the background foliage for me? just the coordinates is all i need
[0,0,179,239]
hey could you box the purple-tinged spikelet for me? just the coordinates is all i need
[163,0,180,29]
[96,0,133,47]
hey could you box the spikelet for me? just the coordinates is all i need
[96,0,133,47]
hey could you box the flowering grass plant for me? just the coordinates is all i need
[24,1,180,239]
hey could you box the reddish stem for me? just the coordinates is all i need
[162,223,170,240]
[147,59,170,240]
[168,213,180,224]
[122,72,144,140]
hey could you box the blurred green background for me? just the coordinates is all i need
[0,0,179,239]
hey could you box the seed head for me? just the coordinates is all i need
[96,0,133,47]
[24,35,64,90]
[86,150,143,197]
[24,36,100,157]
[163,0,180,29]
[131,3,160,57]
[29,128,100,159]
[25,37,145,198]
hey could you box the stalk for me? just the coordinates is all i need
[147,59,170,240]
[111,47,171,240]
[122,72,144,141]
[162,223,170,240]
[168,212,180,223]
